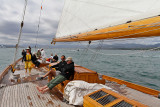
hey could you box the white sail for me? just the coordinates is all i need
[56,0,160,38]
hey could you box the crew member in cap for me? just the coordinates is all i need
[24,48,32,74]
[36,57,74,94]
[36,49,41,59]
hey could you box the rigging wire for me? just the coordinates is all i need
[13,0,28,68]
[87,40,104,71]
[79,41,160,56]
[35,0,44,51]
[72,42,81,58]
[79,41,91,66]
[89,40,103,62]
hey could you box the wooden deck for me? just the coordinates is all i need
[0,61,73,107]
[0,59,160,107]
[0,82,73,107]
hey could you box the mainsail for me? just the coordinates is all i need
[53,0,160,42]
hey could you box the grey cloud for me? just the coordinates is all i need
[41,18,59,30]
[0,20,19,35]
[0,36,15,40]
[22,22,37,34]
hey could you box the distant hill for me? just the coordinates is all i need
[1,43,160,49]
[0,44,15,48]
[100,43,160,49]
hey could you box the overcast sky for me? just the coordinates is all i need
[0,0,64,46]
[1,0,160,47]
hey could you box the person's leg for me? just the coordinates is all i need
[37,75,66,94]
[25,61,28,73]
[28,61,32,74]
[40,87,50,94]
[47,75,66,90]
[43,70,52,78]
[43,68,56,78]
[36,85,48,91]
[36,61,40,67]
[48,73,53,81]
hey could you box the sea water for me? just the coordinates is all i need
[0,48,160,91]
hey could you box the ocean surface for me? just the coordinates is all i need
[0,48,160,91]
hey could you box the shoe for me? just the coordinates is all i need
[62,98,67,102]
[36,77,44,80]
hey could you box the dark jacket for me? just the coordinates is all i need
[22,51,26,62]
[24,53,32,61]
[60,62,74,80]
[51,61,67,71]
[31,54,37,62]
[53,55,58,61]
[31,54,40,67]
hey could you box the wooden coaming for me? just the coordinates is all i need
[0,58,22,82]
[102,75,160,98]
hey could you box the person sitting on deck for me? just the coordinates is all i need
[41,48,46,63]
[36,57,74,94]
[36,49,41,59]
[24,48,32,74]
[53,54,58,62]
[46,53,54,63]
[37,55,67,80]
[32,52,40,68]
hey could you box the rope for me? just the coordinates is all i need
[79,41,160,56]
[35,0,44,50]
[79,41,91,66]
[84,40,104,70]
[13,0,28,67]
[89,40,103,62]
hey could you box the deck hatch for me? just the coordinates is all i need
[89,90,107,100]
[84,88,147,107]
[112,101,133,107]
[97,95,117,106]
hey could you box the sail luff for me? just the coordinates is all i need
[53,16,160,42]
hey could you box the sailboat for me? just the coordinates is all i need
[0,0,160,106]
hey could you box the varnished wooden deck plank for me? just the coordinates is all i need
[0,87,5,106]
[1,83,73,107]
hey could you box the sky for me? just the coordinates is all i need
[0,0,64,46]
[1,0,160,47]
